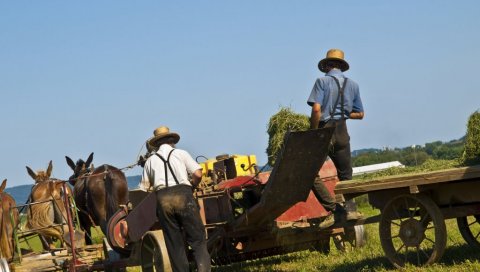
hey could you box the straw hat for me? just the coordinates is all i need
[318,48,349,73]
[147,126,180,148]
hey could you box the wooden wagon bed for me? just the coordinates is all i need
[336,165,480,196]
[333,165,480,268]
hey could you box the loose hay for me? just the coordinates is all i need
[463,111,480,165]
[266,107,309,166]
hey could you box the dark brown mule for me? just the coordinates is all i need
[0,179,19,261]
[26,161,73,249]
[65,152,129,245]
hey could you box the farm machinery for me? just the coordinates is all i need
[105,127,366,270]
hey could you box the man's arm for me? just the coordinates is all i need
[349,111,364,120]
[138,161,152,192]
[310,103,322,129]
[190,169,202,188]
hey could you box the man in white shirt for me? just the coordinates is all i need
[140,126,210,272]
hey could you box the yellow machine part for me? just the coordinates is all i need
[200,154,257,181]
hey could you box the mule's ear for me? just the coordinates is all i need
[26,166,37,180]
[66,156,76,171]
[85,152,94,168]
[0,179,6,192]
[46,160,53,178]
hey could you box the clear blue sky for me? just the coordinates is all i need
[1,1,479,187]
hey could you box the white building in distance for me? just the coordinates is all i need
[352,161,405,176]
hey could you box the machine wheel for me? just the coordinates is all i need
[379,194,446,268]
[333,224,367,252]
[0,258,9,272]
[106,208,131,256]
[457,215,480,249]
[141,230,172,272]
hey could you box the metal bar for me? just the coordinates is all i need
[10,206,21,263]
[17,223,67,235]
[63,182,78,272]
[14,198,63,209]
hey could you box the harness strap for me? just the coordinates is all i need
[155,149,180,187]
[328,76,348,120]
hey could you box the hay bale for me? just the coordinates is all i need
[463,111,480,165]
[266,107,309,166]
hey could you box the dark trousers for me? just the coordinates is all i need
[321,119,353,181]
[156,185,211,272]
[313,119,354,212]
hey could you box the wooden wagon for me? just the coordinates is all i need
[334,165,480,268]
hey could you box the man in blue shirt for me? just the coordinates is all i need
[307,48,364,227]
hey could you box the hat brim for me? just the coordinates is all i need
[318,58,349,73]
[148,133,180,148]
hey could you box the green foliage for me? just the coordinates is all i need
[353,140,464,168]
[266,107,309,166]
[354,159,461,180]
[401,150,429,166]
[463,111,480,165]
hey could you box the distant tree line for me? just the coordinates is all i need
[353,111,480,167]
[352,139,465,167]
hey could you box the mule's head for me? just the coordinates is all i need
[26,160,53,183]
[65,152,94,185]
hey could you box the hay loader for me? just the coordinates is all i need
[105,127,366,271]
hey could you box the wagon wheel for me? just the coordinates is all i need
[141,230,172,272]
[0,258,9,272]
[457,215,480,249]
[379,194,446,268]
[333,225,367,252]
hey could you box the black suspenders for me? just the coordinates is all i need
[155,149,180,187]
[328,76,348,120]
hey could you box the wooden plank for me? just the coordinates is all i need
[335,166,480,195]
[13,244,104,272]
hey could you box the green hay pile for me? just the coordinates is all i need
[266,107,310,166]
[463,111,480,165]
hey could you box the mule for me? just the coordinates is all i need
[65,152,129,245]
[0,179,19,261]
[26,161,73,249]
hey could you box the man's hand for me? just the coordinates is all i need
[191,169,203,188]
[349,111,364,120]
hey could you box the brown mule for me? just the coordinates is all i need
[0,179,19,261]
[65,153,129,245]
[26,161,73,249]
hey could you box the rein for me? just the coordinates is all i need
[67,161,137,183]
